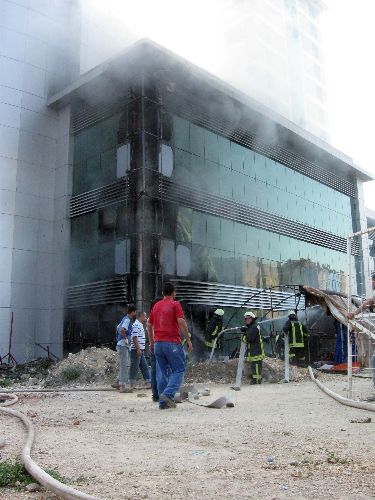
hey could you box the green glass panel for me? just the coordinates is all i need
[201,160,219,195]
[206,215,221,248]
[234,222,247,254]
[243,149,254,177]
[220,219,234,252]
[73,130,87,163]
[98,241,115,280]
[86,154,101,191]
[174,149,191,186]
[219,165,232,199]
[176,207,192,243]
[218,135,231,168]
[204,130,218,163]
[190,155,204,189]
[191,244,208,281]
[72,161,86,195]
[173,116,190,151]
[101,148,117,184]
[207,247,221,282]
[192,211,207,246]
[231,142,244,172]
[254,152,266,181]
[221,250,235,284]
[190,123,205,157]
[232,170,245,201]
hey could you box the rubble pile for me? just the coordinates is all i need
[185,357,309,384]
[45,347,118,386]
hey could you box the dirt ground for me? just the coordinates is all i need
[1,375,375,500]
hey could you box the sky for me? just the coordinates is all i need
[320,0,375,211]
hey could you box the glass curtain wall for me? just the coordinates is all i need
[158,114,352,293]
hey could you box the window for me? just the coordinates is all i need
[159,143,174,177]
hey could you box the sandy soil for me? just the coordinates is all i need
[1,375,375,500]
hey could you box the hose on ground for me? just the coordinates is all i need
[308,366,375,412]
[0,392,100,499]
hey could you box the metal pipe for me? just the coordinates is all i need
[347,235,353,399]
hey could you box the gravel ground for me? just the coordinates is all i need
[1,374,375,500]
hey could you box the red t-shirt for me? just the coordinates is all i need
[148,297,185,343]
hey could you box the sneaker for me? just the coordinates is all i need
[111,382,119,389]
[119,386,133,393]
[159,393,176,408]
[159,404,170,410]
[152,396,159,402]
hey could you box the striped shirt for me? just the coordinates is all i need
[130,319,146,350]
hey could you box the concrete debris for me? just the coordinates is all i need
[25,483,41,492]
[350,417,371,424]
[0,436,6,448]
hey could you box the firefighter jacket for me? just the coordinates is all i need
[205,315,223,348]
[241,322,265,362]
[282,320,307,348]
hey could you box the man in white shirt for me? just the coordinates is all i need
[116,304,136,393]
[129,311,151,390]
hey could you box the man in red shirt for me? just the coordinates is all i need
[148,282,193,409]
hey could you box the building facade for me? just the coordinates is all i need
[45,41,370,357]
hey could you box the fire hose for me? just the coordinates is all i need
[0,391,101,499]
[308,366,375,412]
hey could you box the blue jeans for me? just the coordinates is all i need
[150,352,159,399]
[154,342,186,407]
[129,349,151,385]
[117,344,130,385]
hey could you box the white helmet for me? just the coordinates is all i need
[244,311,256,319]
[288,310,297,317]
[214,309,224,316]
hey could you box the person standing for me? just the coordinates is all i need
[149,297,163,402]
[116,304,136,393]
[147,282,193,409]
[282,310,308,366]
[205,308,225,355]
[129,311,151,390]
[241,311,265,385]
[347,272,375,393]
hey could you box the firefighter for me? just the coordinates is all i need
[205,309,224,354]
[241,311,265,384]
[282,310,308,366]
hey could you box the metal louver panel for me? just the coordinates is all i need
[72,100,126,133]
[173,279,305,310]
[158,177,358,255]
[70,178,130,218]
[165,95,356,198]
[66,277,129,308]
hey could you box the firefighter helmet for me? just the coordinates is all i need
[244,311,256,319]
[214,309,224,316]
[288,310,297,318]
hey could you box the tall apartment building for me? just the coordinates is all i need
[221,0,328,141]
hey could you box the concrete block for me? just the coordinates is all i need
[36,284,52,309]
[18,130,42,164]
[0,84,23,107]
[0,125,20,159]
[0,247,13,284]
[14,192,40,219]
[11,248,37,284]
[0,189,15,215]
[39,166,55,199]
[54,164,69,198]
[41,136,57,167]
[0,213,14,248]
[38,220,54,252]
[22,64,45,97]
[13,216,38,251]
[0,157,17,191]
[0,102,21,128]
[0,56,24,90]
[25,36,47,70]
[0,27,26,61]
[0,307,11,354]
[2,1,28,32]
[36,251,53,285]
[11,283,37,309]
[16,161,40,197]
